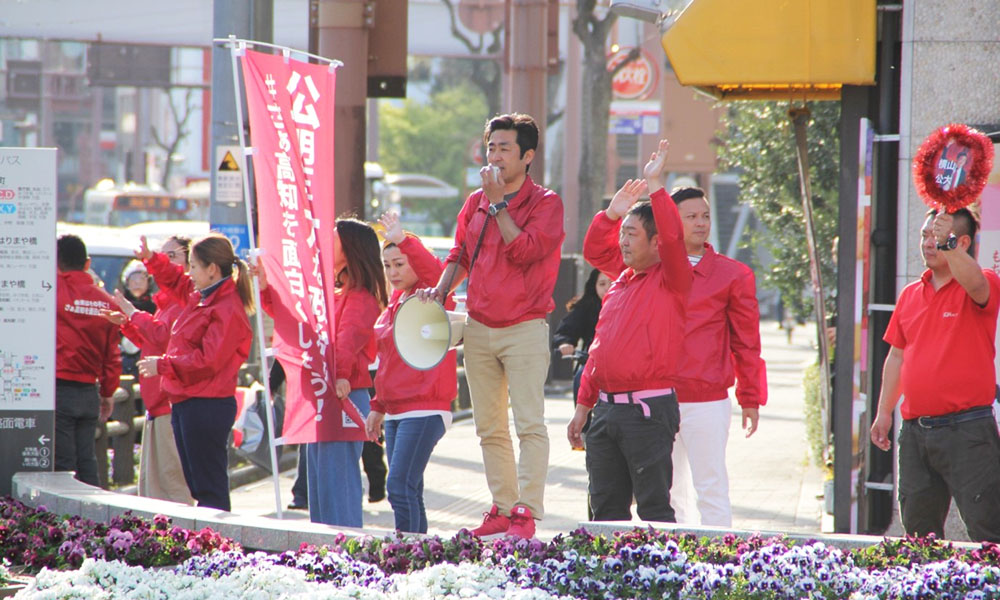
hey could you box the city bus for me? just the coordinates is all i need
[82,180,208,227]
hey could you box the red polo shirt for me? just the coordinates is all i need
[446,175,564,328]
[883,268,1000,419]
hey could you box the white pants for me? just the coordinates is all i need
[670,398,732,526]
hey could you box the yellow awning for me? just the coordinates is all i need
[661,0,876,101]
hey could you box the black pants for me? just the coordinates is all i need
[54,380,101,487]
[899,413,1000,542]
[362,441,387,499]
[585,392,680,522]
[172,396,237,512]
[291,444,308,505]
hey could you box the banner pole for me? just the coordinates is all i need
[226,36,285,520]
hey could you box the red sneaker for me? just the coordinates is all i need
[506,505,536,539]
[470,505,511,537]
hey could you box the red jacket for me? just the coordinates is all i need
[581,221,766,408]
[56,270,122,398]
[334,287,382,389]
[121,289,184,418]
[147,257,252,403]
[677,245,766,408]
[446,175,564,328]
[373,237,458,414]
[578,188,691,406]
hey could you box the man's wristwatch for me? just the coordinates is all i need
[936,234,958,251]
[488,200,509,216]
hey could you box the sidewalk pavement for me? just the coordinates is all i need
[230,319,826,540]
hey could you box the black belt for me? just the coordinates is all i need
[910,406,994,429]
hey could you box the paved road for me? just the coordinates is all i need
[230,320,826,540]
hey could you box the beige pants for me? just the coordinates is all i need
[138,415,195,505]
[463,317,550,518]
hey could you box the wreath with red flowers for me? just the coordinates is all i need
[913,123,994,213]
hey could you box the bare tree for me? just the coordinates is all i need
[572,0,639,243]
[150,89,196,189]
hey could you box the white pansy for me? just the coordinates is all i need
[16,559,574,600]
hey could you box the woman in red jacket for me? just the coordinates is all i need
[257,218,387,526]
[101,235,195,505]
[315,218,387,526]
[136,234,254,512]
[365,212,457,533]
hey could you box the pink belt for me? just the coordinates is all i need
[598,388,675,418]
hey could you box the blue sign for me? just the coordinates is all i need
[211,223,252,259]
[609,116,643,135]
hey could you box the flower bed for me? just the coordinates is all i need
[0,497,236,572]
[7,497,1000,599]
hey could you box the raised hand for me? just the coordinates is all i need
[643,139,671,193]
[606,178,648,220]
[135,235,153,261]
[932,211,954,245]
[378,211,405,245]
[249,261,269,291]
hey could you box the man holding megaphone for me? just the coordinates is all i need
[417,113,564,539]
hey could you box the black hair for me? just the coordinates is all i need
[337,218,389,309]
[927,207,979,258]
[567,268,604,312]
[671,186,707,206]
[483,113,539,170]
[626,201,657,240]
[57,234,88,271]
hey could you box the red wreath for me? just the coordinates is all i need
[913,123,994,212]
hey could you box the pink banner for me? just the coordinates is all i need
[242,49,366,443]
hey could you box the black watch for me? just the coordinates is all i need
[936,234,958,251]
[488,200,509,216]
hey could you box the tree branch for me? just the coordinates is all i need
[440,0,483,54]
[610,46,640,77]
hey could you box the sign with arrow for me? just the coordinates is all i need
[0,147,57,495]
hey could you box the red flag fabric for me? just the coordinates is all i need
[242,49,367,443]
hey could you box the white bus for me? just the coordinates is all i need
[82,181,208,227]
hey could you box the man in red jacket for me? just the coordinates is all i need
[568,139,692,522]
[667,187,766,527]
[420,113,564,538]
[55,235,122,487]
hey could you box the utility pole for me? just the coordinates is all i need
[209,0,273,232]
[505,0,549,183]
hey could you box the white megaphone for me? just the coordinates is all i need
[392,295,466,370]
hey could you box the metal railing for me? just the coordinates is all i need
[94,375,144,489]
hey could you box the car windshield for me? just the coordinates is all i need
[88,255,131,292]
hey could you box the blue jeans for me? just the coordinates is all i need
[384,414,446,533]
[306,389,370,527]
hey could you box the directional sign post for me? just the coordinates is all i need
[0,148,57,496]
